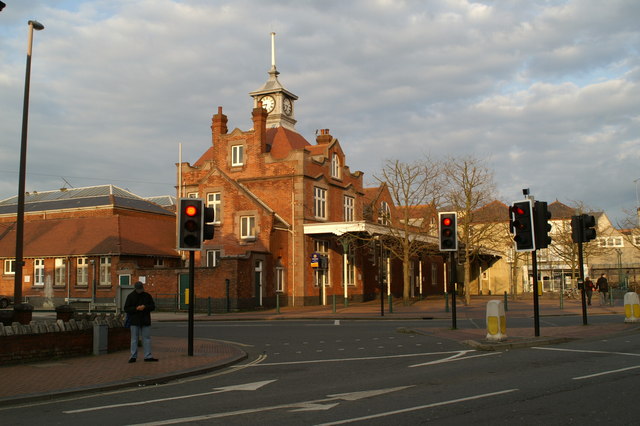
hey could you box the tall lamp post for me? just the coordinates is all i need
[14,20,44,310]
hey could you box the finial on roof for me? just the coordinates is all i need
[269,32,279,76]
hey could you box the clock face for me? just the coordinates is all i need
[260,96,275,113]
[283,98,293,116]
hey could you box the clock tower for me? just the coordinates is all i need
[249,32,298,131]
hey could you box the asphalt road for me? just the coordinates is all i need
[1,319,639,425]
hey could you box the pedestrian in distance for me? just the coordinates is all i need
[124,281,159,363]
[584,276,595,305]
[596,273,609,306]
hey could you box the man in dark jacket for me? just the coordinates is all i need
[596,273,609,306]
[124,281,158,363]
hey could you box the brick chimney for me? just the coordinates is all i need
[252,102,268,153]
[316,128,332,144]
[211,106,228,142]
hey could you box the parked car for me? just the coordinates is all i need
[0,295,13,309]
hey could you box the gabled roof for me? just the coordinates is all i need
[0,185,172,217]
[471,200,510,223]
[267,127,311,159]
[548,201,576,219]
[0,215,178,258]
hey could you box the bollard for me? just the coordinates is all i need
[485,300,507,342]
[207,297,212,316]
[276,293,280,314]
[332,294,336,313]
[503,291,508,312]
[93,322,108,355]
[623,292,640,323]
[445,293,449,313]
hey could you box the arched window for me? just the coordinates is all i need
[331,153,341,179]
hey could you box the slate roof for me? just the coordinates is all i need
[0,185,172,217]
[0,215,178,257]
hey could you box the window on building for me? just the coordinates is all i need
[77,257,88,286]
[634,236,640,246]
[599,237,624,248]
[187,192,198,198]
[378,201,391,225]
[276,266,285,293]
[345,245,355,286]
[343,195,354,222]
[154,258,164,267]
[34,259,44,286]
[4,259,15,275]
[207,192,222,224]
[232,145,244,166]
[331,153,341,179]
[54,258,66,286]
[314,187,327,219]
[241,216,256,239]
[99,256,112,286]
[206,249,221,267]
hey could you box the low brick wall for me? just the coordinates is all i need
[0,314,130,365]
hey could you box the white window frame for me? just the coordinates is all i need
[207,192,221,224]
[344,195,354,222]
[314,187,327,219]
[599,237,624,248]
[241,216,256,239]
[331,153,341,179]
[634,236,640,246]
[206,249,221,267]
[232,145,244,166]
[187,192,198,198]
[154,258,164,267]
[34,258,45,287]
[99,256,112,286]
[378,201,391,225]
[54,258,66,286]
[77,257,88,286]
[4,259,15,275]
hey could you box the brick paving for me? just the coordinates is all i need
[1,294,638,406]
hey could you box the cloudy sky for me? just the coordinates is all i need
[1,0,639,224]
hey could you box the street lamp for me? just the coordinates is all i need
[14,20,44,307]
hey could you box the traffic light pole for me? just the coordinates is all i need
[531,251,540,337]
[188,250,195,356]
[450,252,457,330]
[577,240,588,325]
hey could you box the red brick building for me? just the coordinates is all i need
[0,186,180,308]
[177,56,445,308]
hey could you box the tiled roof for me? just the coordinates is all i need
[267,127,312,159]
[471,200,510,223]
[548,201,576,219]
[0,215,178,258]
[0,185,172,216]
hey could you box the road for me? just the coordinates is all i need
[1,319,639,425]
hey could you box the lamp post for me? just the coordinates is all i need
[14,20,44,307]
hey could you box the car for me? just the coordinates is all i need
[0,295,13,309]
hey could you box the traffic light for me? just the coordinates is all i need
[178,198,203,250]
[510,200,535,252]
[533,201,552,249]
[438,212,458,251]
[203,206,215,241]
[571,214,597,243]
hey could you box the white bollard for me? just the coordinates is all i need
[486,300,507,341]
[623,292,640,323]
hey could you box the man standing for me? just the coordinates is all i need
[124,281,158,363]
[596,273,609,306]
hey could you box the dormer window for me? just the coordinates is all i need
[331,153,341,179]
[232,145,244,166]
[378,201,391,225]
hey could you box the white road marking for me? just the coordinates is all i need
[573,365,640,380]
[130,385,413,425]
[315,388,519,425]
[63,380,277,414]
[532,347,640,357]
[409,351,500,368]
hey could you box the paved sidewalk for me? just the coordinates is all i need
[1,294,637,406]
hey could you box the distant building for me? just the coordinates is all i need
[0,185,180,308]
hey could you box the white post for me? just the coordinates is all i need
[419,260,423,298]
[271,32,276,68]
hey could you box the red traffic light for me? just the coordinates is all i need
[442,217,452,226]
[185,205,198,217]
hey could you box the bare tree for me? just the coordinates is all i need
[442,155,498,304]
[373,157,444,304]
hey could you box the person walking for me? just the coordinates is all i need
[596,273,609,306]
[124,281,158,363]
[584,276,595,305]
